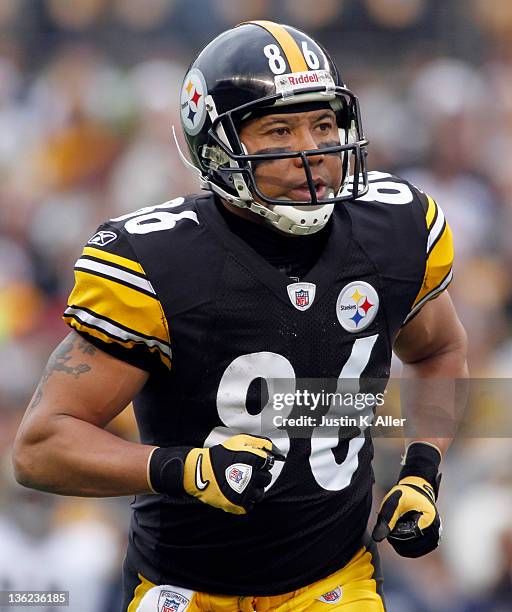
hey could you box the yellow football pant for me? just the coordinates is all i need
[127,544,385,611]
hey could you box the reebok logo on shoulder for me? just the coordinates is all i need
[88,230,117,246]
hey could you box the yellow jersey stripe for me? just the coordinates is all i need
[411,222,454,309]
[68,270,169,344]
[426,195,436,229]
[64,318,171,369]
[248,20,308,72]
[426,222,453,271]
[83,246,144,274]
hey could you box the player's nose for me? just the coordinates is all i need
[292,127,324,168]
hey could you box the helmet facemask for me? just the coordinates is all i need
[199,87,369,235]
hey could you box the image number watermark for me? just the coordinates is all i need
[0,591,69,606]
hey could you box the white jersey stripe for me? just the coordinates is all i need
[64,306,172,358]
[75,258,155,294]
[426,203,445,253]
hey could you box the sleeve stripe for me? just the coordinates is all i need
[82,246,144,274]
[65,319,171,369]
[65,303,170,346]
[427,217,446,256]
[426,195,437,229]
[64,307,172,359]
[69,270,169,341]
[404,268,453,324]
[81,254,147,280]
[75,258,155,295]
[426,203,445,253]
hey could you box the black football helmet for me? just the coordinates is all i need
[178,20,369,235]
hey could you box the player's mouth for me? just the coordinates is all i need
[289,179,328,200]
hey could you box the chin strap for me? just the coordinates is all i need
[204,178,330,235]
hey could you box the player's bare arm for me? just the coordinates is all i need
[372,291,468,557]
[13,331,278,510]
[393,289,469,455]
[12,330,154,496]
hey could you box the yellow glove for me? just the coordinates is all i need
[150,434,284,515]
[372,443,442,558]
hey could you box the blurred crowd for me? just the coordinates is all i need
[1,1,512,610]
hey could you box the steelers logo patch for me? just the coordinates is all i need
[336,281,379,333]
[180,68,207,136]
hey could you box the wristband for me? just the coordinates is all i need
[148,446,193,495]
[399,442,442,496]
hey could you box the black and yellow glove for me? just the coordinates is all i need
[372,442,442,558]
[149,434,284,515]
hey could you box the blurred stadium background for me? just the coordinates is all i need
[1,1,512,610]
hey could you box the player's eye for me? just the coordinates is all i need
[317,122,334,132]
[267,126,290,137]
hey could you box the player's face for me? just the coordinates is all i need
[239,108,342,203]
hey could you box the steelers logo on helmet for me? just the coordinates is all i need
[180,68,208,136]
[336,281,379,333]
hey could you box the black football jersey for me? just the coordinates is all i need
[64,171,453,595]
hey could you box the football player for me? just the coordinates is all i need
[13,21,467,611]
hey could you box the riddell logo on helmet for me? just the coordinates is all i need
[288,73,319,85]
[275,70,335,95]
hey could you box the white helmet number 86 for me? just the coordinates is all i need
[264,41,320,75]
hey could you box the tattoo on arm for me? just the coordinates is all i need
[78,337,97,356]
[28,334,95,410]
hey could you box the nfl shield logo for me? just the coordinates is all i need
[295,289,309,308]
[318,586,342,604]
[225,463,252,493]
[163,599,179,612]
[158,590,190,612]
[229,467,243,483]
[287,282,316,311]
